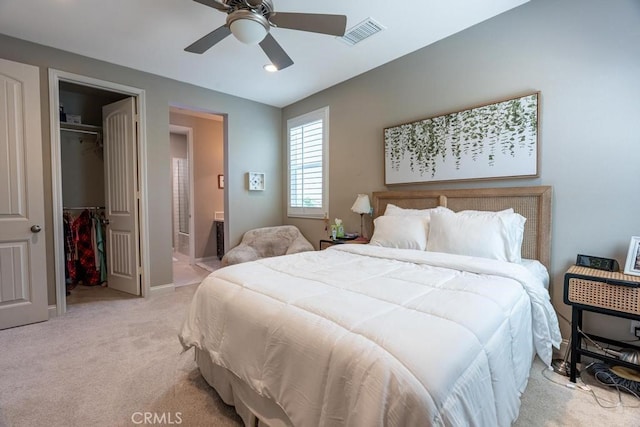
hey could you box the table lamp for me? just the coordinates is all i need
[350,194,371,240]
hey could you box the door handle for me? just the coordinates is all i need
[31,225,42,233]
[103,219,110,225]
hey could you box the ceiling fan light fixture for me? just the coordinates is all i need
[228,10,270,45]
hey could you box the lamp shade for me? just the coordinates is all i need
[351,194,371,215]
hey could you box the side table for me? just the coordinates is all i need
[563,265,640,382]
[319,238,369,250]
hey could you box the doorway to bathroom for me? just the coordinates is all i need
[169,107,225,287]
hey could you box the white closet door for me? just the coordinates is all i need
[0,58,48,329]
[103,97,140,295]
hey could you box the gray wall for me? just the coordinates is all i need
[0,34,283,305]
[60,130,105,208]
[283,0,640,341]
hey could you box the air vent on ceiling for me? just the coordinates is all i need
[339,18,385,46]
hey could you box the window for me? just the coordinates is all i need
[287,107,329,218]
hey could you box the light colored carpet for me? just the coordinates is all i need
[516,359,638,426]
[196,258,222,273]
[173,258,211,288]
[66,284,137,305]
[0,284,638,427]
[0,285,241,427]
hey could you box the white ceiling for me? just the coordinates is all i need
[0,0,528,108]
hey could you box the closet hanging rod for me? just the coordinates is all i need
[63,206,105,210]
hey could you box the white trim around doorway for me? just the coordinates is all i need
[48,69,150,316]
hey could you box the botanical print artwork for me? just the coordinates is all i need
[384,93,538,184]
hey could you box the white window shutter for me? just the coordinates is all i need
[287,107,329,218]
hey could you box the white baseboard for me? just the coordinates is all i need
[48,305,57,319]
[149,283,175,296]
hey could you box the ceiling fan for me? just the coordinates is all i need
[185,0,347,70]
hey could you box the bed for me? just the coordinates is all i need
[179,186,561,427]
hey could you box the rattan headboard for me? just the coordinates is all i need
[372,186,552,270]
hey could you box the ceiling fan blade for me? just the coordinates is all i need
[185,25,232,54]
[259,33,294,70]
[269,12,347,36]
[192,0,230,12]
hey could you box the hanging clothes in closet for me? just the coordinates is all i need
[63,208,107,291]
[93,212,107,284]
[63,211,77,289]
[74,209,100,285]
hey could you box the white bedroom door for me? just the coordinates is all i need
[0,58,48,330]
[103,97,141,296]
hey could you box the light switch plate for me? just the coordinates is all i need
[248,172,265,191]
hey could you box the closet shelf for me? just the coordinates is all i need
[60,122,102,136]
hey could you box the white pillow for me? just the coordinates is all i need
[384,203,449,217]
[426,209,526,262]
[459,208,514,215]
[370,215,429,250]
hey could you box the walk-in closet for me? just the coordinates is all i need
[58,82,133,304]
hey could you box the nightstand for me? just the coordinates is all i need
[319,238,369,250]
[563,265,640,382]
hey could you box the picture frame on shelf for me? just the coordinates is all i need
[623,236,640,276]
[218,174,224,189]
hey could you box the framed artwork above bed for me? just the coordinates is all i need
[384,92,539,185]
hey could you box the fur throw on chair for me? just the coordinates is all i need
[221,225,314,266]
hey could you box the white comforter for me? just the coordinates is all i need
[179,245,561,427]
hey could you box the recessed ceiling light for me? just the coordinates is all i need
[264,64,278,73]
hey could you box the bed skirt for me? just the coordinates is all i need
[195,347,293,427]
